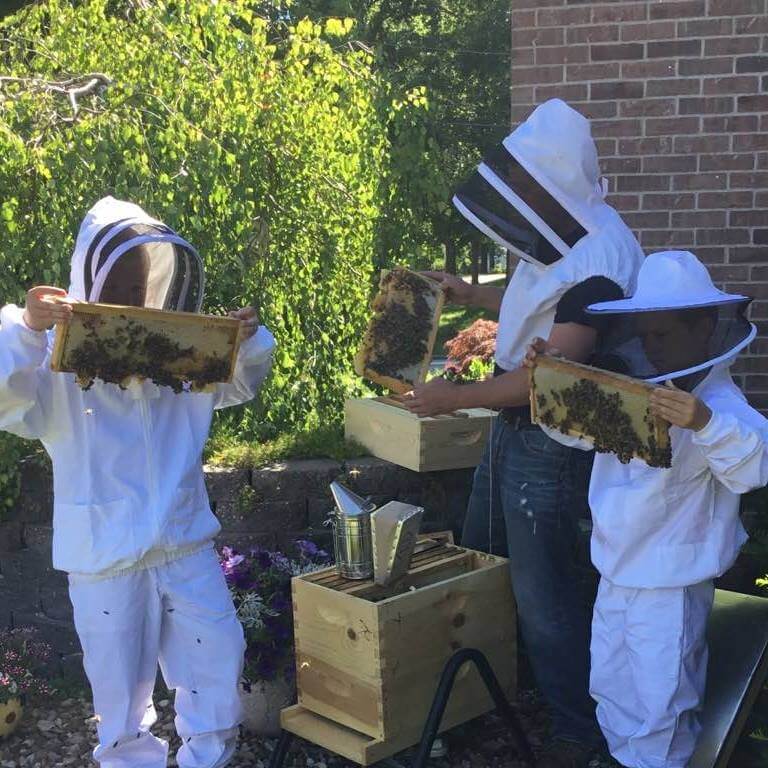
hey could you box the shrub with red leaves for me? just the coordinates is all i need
[443,319,498,381]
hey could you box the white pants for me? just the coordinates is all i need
[590,578,714,768]
[68,545,246,768]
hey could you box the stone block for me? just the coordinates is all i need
[204,465,250,529]
[22,524,53,554]
[251,460,342,502]
[340,457,399,496]
[13,459,54,524]
[0,521,23,552]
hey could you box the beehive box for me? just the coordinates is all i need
[51,302,241,392]
[529,354,671,468]
[354,268,444,394]
[286,538,516,765]
[344,396,494,472]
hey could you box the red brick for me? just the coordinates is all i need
[679,96,735,114]
[693,246,728,263]
[640,229,694,247]
[591,43,645,61]
[619,136,675,155]
[511,103,536,122]
[696,228,751,245]
[727,283,768,299]
[731,211,768,228]
[673,134,730,153]
[535,45,589,65]
[537,6,591,26]
[643,154,698,173]
[644,192,696,210]
[703,115,760,133]
[601,156,643,174]
[647,77,701,96]
[738,94,768,112]
[679,57,734,76]
[622,59,677,79]
[571,100,619,119]
[757,191,768,207]
[616,174,671,192]
[734,134,768,151]
[647,39,702,58]
[649,1,705,19]
[511,10,536,27]
[699,191,755,208]
[755,229,768,244]
[512,48,535,67]
[672,210,728,227]
[700,153,756,171]
[511,0,561,8]
[621,210,671,228]
[731,246,768,264]
[732,172,768,189]
[673,173,728,191]
[591,118,643,138]
[677,18,734,36]
[595,138,618,156]
[620,97,676,117]
[606,193,641,209]
[745,375,768,391]
[592,4,648,23]
[510,85,535,105]
[621,21,676,41]
[759,152,768,169]
[535,83,587,101]
[703,74,761,94]
[590,80,644,100]
[708,0,766,14]
[514,66,565,86]
[736,55,768,73]
[708,264,751,281]
[512,27,564,47]
[705,36,762,56]
[567,25,620,44]
[567,62,622,81]
[735,15,768,34]
[646,116,700,136]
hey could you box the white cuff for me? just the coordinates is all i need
[0,304,49,349]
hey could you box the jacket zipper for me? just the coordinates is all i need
[139,398,160,539]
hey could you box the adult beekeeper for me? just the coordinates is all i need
[526,249,768,768]
[0,196,276,768]
[404,99,645,768]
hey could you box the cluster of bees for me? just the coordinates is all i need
[537,379,672,469]
[69,315,228,393]
[366,269,434,382]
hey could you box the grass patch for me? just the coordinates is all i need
[206,424,370,468]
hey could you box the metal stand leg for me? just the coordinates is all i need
[267,729,294,768]
[410,648,535,768]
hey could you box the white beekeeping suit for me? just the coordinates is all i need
[545,251,768,768]
[0,196,276,768]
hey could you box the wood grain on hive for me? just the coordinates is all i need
[529,354,671,468]
[354,268,444,394]
[286,537,516,765]
[51,302,241,392]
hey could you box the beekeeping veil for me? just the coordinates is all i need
[69,196,204,311]
[587,251,756,383]
[452,99,612,268]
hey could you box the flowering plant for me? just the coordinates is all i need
[0,626,54,705]
[443,319,498,382]
[220,540,331,683]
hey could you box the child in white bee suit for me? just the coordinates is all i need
[0,197,276,768]
[526,250,768,768]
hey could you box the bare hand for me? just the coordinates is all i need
[403,377,461,417]
[229,306,259,341]
[420,271,475,306]
[23,286,74,331]
[650,381,712,432]
[523,337,562,369]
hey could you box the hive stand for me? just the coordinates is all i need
[267,648,535,768]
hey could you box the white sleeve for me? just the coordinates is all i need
[539,422,594,451]
[213,325,275,410]
[692,405,768,495]
[0,304,52,439]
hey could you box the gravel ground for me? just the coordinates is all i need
[0,690,622,768]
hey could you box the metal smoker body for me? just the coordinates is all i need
[329,481,376,580]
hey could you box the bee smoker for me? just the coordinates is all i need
[328,481,376,580]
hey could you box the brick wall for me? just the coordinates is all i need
[510,0,768,408]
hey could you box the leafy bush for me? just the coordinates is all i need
[442,318,497,382]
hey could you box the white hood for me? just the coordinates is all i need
[70,196,205,312]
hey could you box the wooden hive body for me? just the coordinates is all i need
[287,539,516,765]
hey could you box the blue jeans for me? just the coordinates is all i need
[462,416,602,746]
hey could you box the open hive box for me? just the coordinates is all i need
[529,354,671,468]
[285,537,516,765]
[345,396,493,472]
[51,302,241,392]
[354,268,444,394]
